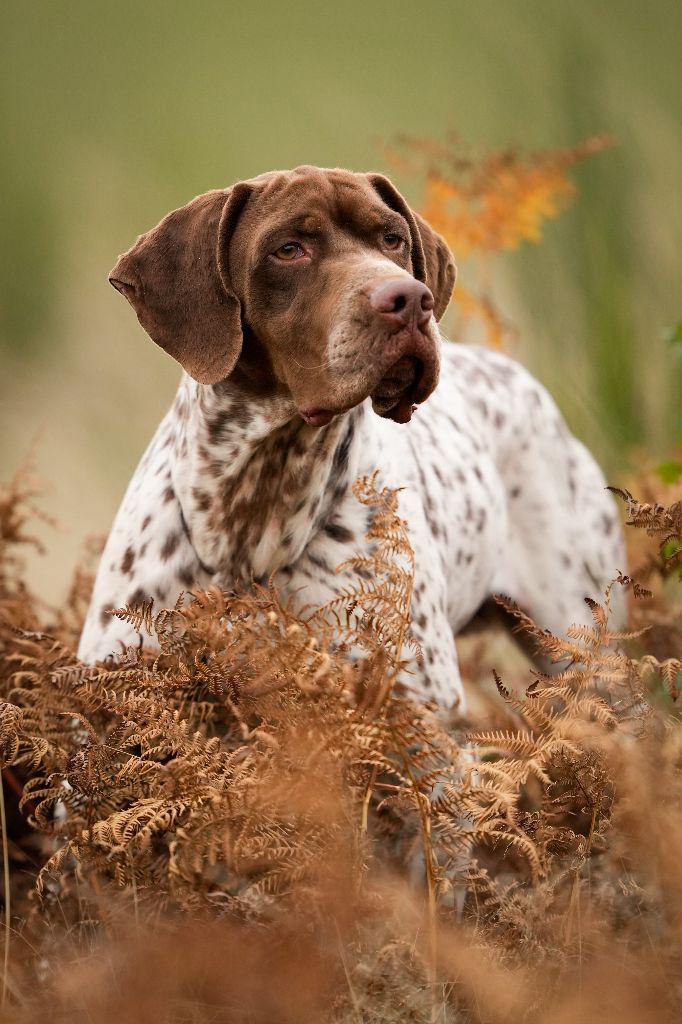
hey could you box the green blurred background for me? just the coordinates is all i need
[2,0,681,600]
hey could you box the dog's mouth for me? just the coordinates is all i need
[299,331,439,428]
[370,355,424,424]
[299,355,429,428]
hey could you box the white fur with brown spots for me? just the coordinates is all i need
[78,341,624,708]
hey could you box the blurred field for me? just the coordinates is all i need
[1,0,681,601]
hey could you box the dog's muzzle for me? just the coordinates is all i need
[368,278,439,423]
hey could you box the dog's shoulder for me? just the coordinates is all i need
[76,403,207,662]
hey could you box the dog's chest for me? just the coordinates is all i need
[170,363,508,614]
[172,402,364,583]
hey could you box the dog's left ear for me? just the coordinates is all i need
[366,173,457,321]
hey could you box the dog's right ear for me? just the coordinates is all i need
[109,184,253,385]
[366,173,456,321]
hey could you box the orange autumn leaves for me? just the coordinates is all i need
[388,134,613,346]
[422,152,575,256]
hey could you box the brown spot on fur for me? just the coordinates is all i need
[121,546,136,574]
[324,521,353,544]
[128,587,148,607]
[192,488,212,512]
[207,411,231,446]
[160,532,180,561]
[179,565,196,588]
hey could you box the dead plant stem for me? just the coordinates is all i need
[0,772,10,1007]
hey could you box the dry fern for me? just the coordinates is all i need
[0,465,682,1021]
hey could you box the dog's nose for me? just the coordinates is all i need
[369,278,435,329]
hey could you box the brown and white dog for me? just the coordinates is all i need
[78,166,624,707]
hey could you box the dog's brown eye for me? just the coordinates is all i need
[383,233,405,250]
[274,242,305,261]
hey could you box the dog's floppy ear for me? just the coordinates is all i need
[366,173,457,322]
[109,184,252,385]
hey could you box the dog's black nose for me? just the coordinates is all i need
[369,278,434,329]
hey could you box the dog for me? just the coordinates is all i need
[77,166,624,708]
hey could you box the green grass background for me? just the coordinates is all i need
[1,0,680,599]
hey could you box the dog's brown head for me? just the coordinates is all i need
[110,166,456,425]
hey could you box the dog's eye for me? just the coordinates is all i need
[274,242,306,261]
[383,233,405,250]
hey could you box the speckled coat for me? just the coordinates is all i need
[78,340,624,708]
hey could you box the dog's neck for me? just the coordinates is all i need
[170,374,365,582]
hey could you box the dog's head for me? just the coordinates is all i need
[110,166,456,425]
